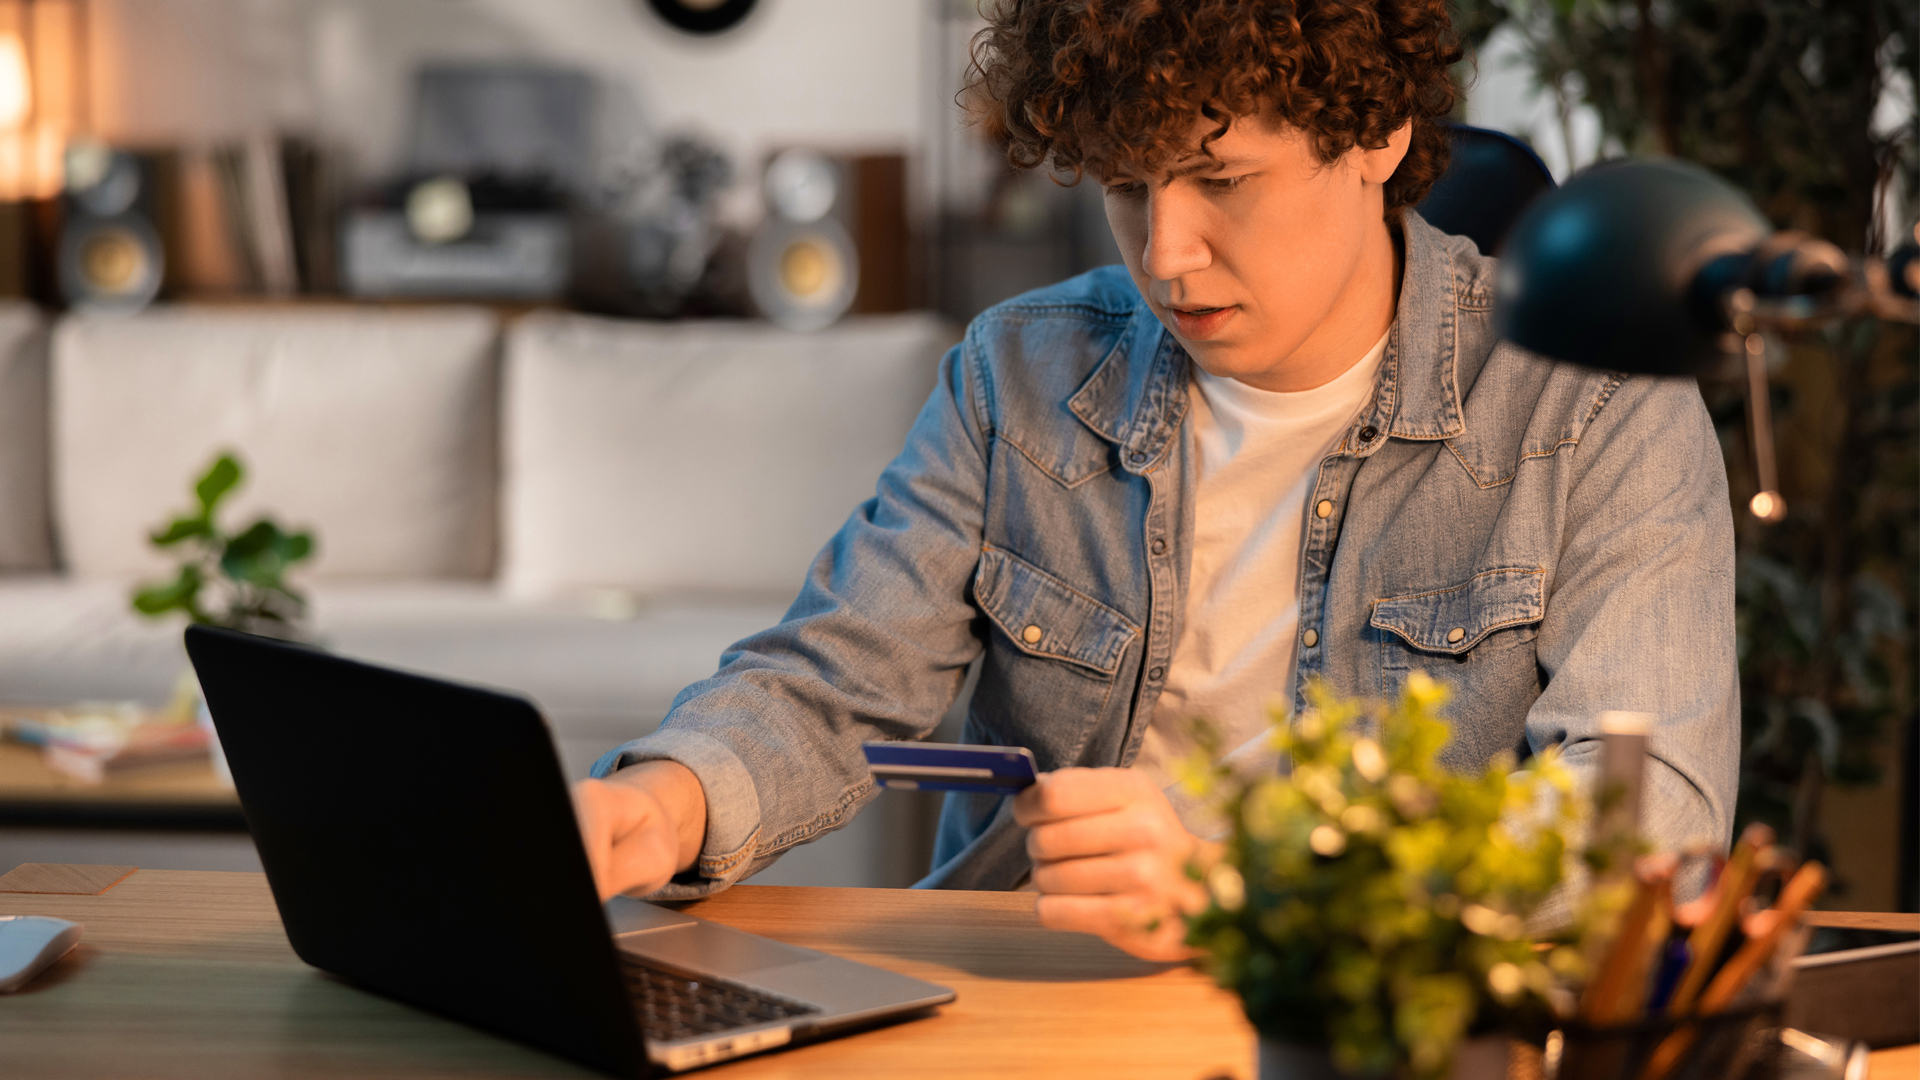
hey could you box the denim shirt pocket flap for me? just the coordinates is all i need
[1369,567,1545,655]
[974,547,1139,675]
[996,428,1115,489]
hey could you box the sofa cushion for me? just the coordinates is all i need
[0,303,51,571]
[502,312,955,597]
[52,307,500,580]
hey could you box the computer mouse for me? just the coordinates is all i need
[0,915,82,992]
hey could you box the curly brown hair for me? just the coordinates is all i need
[965,0,1464,218]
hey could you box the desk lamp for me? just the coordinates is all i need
[1493,158,1920,522]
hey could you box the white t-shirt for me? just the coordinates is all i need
[1134,328,1391,835]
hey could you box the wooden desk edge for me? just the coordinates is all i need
[1803,911,1920,933]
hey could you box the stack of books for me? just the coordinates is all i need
[5,703,210,784]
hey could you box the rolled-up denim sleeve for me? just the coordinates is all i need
[1527,374,1741,877]
[591,336,992,898]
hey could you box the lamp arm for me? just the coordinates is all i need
[1494,160,1918,525]
[1708,232,1920,335]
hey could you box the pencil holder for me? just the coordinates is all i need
[1547,1000,1782,1080]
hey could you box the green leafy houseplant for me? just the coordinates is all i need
[1181,675,1587,1079]
[131,453,317,635]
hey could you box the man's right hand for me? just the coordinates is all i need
[571,760,708,901]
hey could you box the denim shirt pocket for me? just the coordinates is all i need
[973,546,1139,676]
[1369,567,1546,767]
[1370,567,1546,659]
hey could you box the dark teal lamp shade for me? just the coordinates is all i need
[1493,159,1771,376]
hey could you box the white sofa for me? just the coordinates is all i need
[0,302,961,885]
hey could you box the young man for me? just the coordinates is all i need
[573,0,1739,961]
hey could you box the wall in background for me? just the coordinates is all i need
[87,0,937,225]
[76,1,1614,282]
[1461,24,1603,181]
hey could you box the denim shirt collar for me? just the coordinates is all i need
[1066,210,1466,467]
[1066,302,1192,474]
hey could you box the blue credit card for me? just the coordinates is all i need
[861,741,1038,795]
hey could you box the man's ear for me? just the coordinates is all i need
[1355,120,1414,186]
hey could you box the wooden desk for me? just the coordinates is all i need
[0,868,1253,1079]
[0,868,1911,1079]
[0,711,243,830]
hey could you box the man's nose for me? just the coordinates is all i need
[1140,187,1211,282]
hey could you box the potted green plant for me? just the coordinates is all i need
[130,452,317,787]
[131,452,316,637]
[1181,674,1586,1079]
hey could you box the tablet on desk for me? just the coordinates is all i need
[1789,926,1920,1050]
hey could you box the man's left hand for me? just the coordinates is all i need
[1012,767,1215,961]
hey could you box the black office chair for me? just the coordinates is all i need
[1414,124,1556,256]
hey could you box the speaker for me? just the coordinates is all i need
[59,143,166,313]
[747,149,909,331]
[749,150,856,330]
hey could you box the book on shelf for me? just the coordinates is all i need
[189,134,336,298]
[173,147,247,294]
[281,136,337,294]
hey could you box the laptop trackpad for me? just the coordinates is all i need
[606,897,700,935]
[619,922,817,976]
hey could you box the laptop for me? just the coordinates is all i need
[184,625,954,1077]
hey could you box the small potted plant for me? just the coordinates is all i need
[131,452,316,786]
[1180,674,1585,1080]
[131,452,316,637]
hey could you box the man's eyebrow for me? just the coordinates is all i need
[1164,154,1259,178]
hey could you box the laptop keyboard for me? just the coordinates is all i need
[620,954,821,1043]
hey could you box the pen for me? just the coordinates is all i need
[1644,935,1690,1014]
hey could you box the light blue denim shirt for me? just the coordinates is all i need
[594,212,1740,897]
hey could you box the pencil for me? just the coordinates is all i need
[1666,822,1773,1015]
[1639,861,1827,1080]
[1694,860,1826,1014]
[1578,854,1675,1025]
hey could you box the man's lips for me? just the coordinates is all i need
[1164,303,1238,339]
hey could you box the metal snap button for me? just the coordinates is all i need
[1302,629,1319,648]
[1315,500,1334,519]
[1128,451,1147,464]
[1150,538,1166,555]
[1021,625,1043,644]
[1359,425,1378,442]
[1446,627,1466,644]
[1148,666,1165,681]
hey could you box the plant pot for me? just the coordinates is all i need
[1256,1041,1346,1080]
[1257,1035,1511,1080]
[1550,1001,1781,1080]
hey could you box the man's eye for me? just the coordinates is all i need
[1204,175,1249,192]
[1103,181,1145,197]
